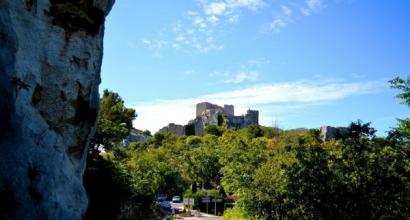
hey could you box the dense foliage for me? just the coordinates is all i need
[85,78,410,219]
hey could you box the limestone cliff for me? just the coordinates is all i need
[0,0,114,219]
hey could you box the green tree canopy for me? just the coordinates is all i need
[91,90,136,151]
[390,76,410,106]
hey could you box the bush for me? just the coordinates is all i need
[205,125,223,136]
[222,207,251,220]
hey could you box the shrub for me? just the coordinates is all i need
[222,207,251,220]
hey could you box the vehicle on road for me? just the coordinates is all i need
[157,200,171,209]
[156,194,168,202]
[172,195,182,203]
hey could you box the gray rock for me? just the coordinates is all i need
[0,0,114,219]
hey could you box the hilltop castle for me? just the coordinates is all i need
[159,102,259,136]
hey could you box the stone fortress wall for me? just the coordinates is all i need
[196,102,235,117]
[158,123,185,137]
[160,102,259,136]
[158,103,350,142]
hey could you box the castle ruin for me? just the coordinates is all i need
[159,102,259,136]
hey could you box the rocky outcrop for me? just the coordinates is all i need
[0,0,114,219]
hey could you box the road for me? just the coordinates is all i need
[170,202,221,220]
[182,213,221,220]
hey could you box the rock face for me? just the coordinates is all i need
[0,0,114,219]
[320,126,349,141]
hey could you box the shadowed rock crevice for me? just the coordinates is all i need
[47,0,105,36]
[31,84,43,105]
[0,1,18,141]
[25,0,38,12]
[68,84,98,127]
[0,187,18,217]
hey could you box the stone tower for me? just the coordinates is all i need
[223,104,234,116]
[244,110,259,127]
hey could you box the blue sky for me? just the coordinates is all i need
[100,0,409,135]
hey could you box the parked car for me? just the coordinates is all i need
[157,200,171,209]
[172,195,182,203]
[156,194,168,202]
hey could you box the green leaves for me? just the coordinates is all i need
[390,76,410,106]
[87,78,410,219]
[91,90,136,151]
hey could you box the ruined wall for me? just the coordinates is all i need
[159,123,186,137]
[0,0,114,219]
[320,126,349,141]
[224,110,259,129]
[188,103,259,135]
[123,130,149,147]
[196,102,224,117]
[188,117,205,136]
[223,105,234,116]
[243,110,259,128]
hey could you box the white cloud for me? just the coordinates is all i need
[281,5,292,16]
[224,71,260,84]
[228,14,240,23]
[142,39,151,45]
[301,0,323,16]
[225,0,266,11]
[205,2,227,15]
[142,0,267,53]
[307,0,323,10]
[142,0,330,53]
[270,18,287,31]
[132,79,385,132]
[176,35,185,42]
[207,15,220,24]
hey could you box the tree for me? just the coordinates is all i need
[84,90,139,219]
[390,76,410,106]
[189,144,221,189]
[389,76,410,142]
[205,124,224,136]
[286,124,410,219]
[91,90,136,151]
[99,90,136,130]
[347,120,376,139]
[246,124,264,139]
[219,131,268,194]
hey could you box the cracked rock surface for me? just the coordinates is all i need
[0,0,114,219]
